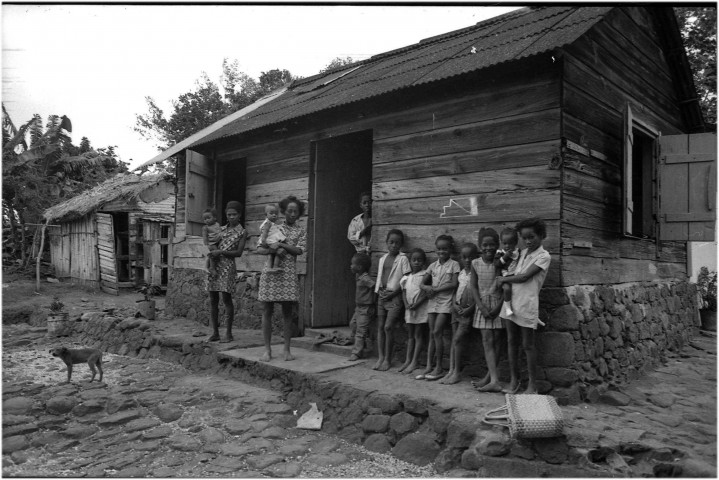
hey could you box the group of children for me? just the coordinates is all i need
[348,217,550,394]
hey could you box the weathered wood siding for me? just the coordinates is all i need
[172,61,564,289]
[47,214,100,288]
[560,7,688,285]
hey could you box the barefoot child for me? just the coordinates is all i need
[202,208,222,274]
[398,248,429,375]
[374,229,411,371]
[470,228,505,393]
[349,253,375,361]
[498,218,551,394]
[420,235,460,381]
[440,242,478,385]
[258,204,287,273]
[495,228,520,316]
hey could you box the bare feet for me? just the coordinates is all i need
[478,382,503,393]
[471,373,491,390]
[377,360,390,372]
[404,363,417,375]
[443,372,461,385]
[425,368,445,381]
[523,383,537,394]
[397,361,411,373]
[283,351,295,361]
[502,382,521,394]
[259,351,272,362]
[348,354,360,361]
[438,369,454,384]
[207,333,220,342]
[372,358,384,370]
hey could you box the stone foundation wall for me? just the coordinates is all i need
[167,270,700,402]
[166,268,292,336]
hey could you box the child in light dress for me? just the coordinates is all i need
[398,248,429,375]
[470,228,505,393]
[258,204,287,273]
[349,253,376,361]
[374,229,411,371]
[495,227,520,316]
[418,235,460,381]
[497,218,551,394]
[440,242,478,385]
[202,208,222,274]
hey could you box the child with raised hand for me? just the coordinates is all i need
[348,253,375,361]
[398,248,429,374]
[258,204,287,273]
[495,227,520,316]
[419,235,460,381]
[374,229,411,371]
[440,242,478,385]
[202,208,222,274]
[498,218,551,395]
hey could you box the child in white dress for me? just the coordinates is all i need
[258,204,286,273]
[399,248,429,375]
[495,227,520,316]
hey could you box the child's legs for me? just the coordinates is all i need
[481,328,501,384]
[452,322,469,373]
[411,323,426,365]
[351,307,371,356]
[505,320,521,387]
[521,326,537,390]
[447,322,459,373]
[273,248,286,268]
[382,304,403,364]
[502,282,512,302]
[376,313,387,360]
[432,313,450,373]
[402,323,415,366]
[424,314,437,372]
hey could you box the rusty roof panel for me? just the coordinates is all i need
[191,6,612,148]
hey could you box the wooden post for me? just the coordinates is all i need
[35,220,48,292]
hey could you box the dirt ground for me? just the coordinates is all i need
[2,271,166,325]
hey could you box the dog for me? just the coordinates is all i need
[49,347,103,383]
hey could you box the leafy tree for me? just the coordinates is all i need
[675,7,717,125]
[2,105,128,264]
[320,56,356,73]
[134,60,296,154]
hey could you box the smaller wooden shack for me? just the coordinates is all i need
[43,174,175,294]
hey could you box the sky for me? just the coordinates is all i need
[2,4,520,170]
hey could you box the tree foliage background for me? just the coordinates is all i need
[2,104,128,264]
[675,6,717,125]
[134,60,296,153]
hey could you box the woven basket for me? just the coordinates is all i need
[482,394,564,439]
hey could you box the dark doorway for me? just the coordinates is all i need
[309,130,373,328]
[217,159,247,225]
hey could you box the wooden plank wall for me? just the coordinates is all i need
[50,215,100,289]
[169,63,564,288]
[560,7,688,286]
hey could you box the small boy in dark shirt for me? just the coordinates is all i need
[349,253,376,361]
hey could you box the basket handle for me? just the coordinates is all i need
[482,405,510,427]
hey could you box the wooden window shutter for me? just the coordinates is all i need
[658,133,717,241]
[184,150,215,237]
[623,104,635,235]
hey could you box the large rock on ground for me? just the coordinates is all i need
[3,397,34,415]
[392,432,441,466]
[2,435,29,454]
[362,414,390,433]
[152,403,184,423]
[364,434,392,453]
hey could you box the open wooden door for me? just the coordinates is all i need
[309,131,373,327]
[185,150,215,236]
[96,213,119,295]
[658,133,717,242]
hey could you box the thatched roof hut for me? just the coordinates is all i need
[44,173,173,223]
[44,173,175,293]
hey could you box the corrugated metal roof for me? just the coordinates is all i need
[189,6,612,148]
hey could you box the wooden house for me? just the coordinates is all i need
[43,174,175,294]
[139,6,715,394]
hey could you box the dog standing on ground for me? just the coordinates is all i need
[49,347,103,383]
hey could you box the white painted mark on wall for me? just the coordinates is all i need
[440,196,479,218]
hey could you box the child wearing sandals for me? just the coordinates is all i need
[258,204,287,273]
[374,229,411,371]
[470,228,505,393]
[398,248,429,375]
[440,242,478,385]
[418,235,460,381]
[495,227,520,316]
[497,218,551,394]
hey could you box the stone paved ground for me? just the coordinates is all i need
[1,325,436,478]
